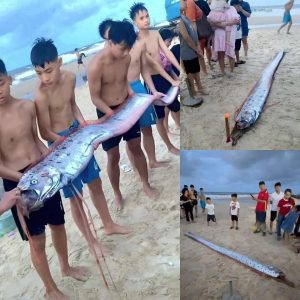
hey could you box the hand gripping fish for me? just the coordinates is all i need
[14,86,178,295]
[231,52,285,146]
[185,232,295,288]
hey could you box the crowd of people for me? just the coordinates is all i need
[180,182,300,240]
[0,2,181,299]
[180,0,295,104]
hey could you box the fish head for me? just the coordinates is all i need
[17,166,62,216]
[236,110,256,130]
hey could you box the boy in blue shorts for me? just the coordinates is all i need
[32,38,130,255]
[278,1,294,34]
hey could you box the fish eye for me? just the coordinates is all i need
[31,179,38,185]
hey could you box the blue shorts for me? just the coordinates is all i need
[130,80,157,128]
[283,12,292,24]
[48,120,101,198]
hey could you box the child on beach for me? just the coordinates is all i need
[87,20,159,208]
[129,2,180,155]
[0,59,88,300]
[199,187,206,213]
[278,0,294,34]
[229,193,240,230]
[269,182,284,234]
[32,38,130,253]
[277,189,295,240]
[206,197,217,225]
[181,188,195,222]
[75,48,86,71]
[251,181,269,236]
[189,184,198,217]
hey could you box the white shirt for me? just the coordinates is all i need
[206,203,215,215]
[230,201,240,215]
[270,191,284,211]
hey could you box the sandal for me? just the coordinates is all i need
[237,60,246,64]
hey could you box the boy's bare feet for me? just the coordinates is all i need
[45,290,69,300]
[62,266,90,282]
[104,222,131,235]
[143,184,159,199]
[168,146,180,156]
[149,160,170,169]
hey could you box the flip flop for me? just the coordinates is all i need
[237,60,246,64]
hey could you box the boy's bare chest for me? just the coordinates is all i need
[47,88,73,111]
[102,63,127,84]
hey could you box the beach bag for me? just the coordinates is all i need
[196,16,213,39]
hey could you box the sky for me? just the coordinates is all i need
[181,151,300,193]
[0,0,167,71]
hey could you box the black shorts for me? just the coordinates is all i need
[270,210,277,222]
[150,74,180,119]
[235,39,242,51]
[77,59,83,64]
[231,215,239,222]
[2,167,65,241]
[182,57,200,74]
[207,214,216,222]
[256,211,266,223]
[96,107,141,151]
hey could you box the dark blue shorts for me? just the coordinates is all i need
[48,119,101,198]
[3,168,65,241]
[256,211,266,223]
[96,107,141,152]
[150,74,180,119]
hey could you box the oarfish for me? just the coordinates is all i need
[17,86,178,216]
[234,52,284,130]
[185,232,284,278]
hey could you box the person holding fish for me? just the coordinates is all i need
[0,188,21,216]
[0,58,88,300]
[31,38,131,256]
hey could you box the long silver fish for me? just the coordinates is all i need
[17,87,178,216]
[185,232,283,278]
[234,51,284,130]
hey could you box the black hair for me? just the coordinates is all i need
[74,48,78,51]
[200,188,204,190]
[159,28,174,41]
[108,20,137,48]
[99,18,114,39]
[230,0,240,5]
[0,59,7,75]
[181,187,189,195]
[274,182,281,187]
[259,181,265,186]
[295,205,300,212]
[31,38,58,68]
[285,188,292,194]
[206,197,211,200]
[129,2,148,20]
[190,184,194,188]
[184,185,188,188]
[231,193,238,198]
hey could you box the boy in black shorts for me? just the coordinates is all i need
[206,197,217,225]
[0,58,87,299]
[229,193,240,230]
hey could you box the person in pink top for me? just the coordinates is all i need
[207,0,240,76]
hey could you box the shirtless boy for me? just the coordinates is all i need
[129,3,181,155]
[31,38,129,252]
[87,20,159,208]
[0,59,87,300]
[98,19,179,167]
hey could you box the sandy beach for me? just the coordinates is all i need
[0,56,180,299]
[180,199,300,300]
[181,20,300,150]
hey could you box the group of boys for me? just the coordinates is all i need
[0,3,180,299]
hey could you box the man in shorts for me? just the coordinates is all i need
[269,182,284,234]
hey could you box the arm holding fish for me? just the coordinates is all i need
[0,189,21,216]
[70,74,85,125]
[34,93,61,143]
[87,61,114,119]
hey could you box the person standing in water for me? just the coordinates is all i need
[277,0,294,34]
